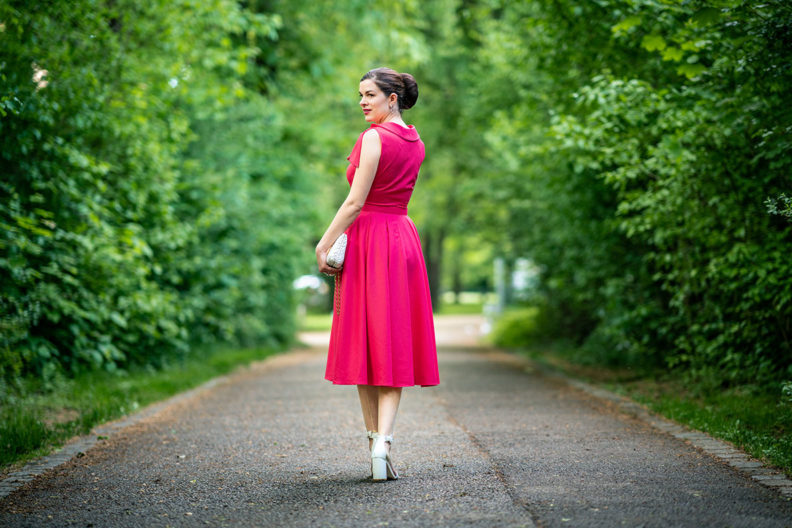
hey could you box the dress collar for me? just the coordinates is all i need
[371,121,421,142]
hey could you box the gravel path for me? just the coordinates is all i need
[1,315,790,527]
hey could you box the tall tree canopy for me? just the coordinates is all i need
[1,0,790,391]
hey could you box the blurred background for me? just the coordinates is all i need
[1,1,791,469]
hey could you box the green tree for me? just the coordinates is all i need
[0,0,303,383]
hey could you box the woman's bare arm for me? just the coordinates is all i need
[316,129,381,274]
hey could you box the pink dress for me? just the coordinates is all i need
[324,121,439,387]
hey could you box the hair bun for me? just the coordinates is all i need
[360,67,419,112]
[400,72,419,110]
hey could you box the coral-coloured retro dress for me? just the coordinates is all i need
[325,121,439,387]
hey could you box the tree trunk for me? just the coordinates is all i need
[504,257,514,306]
[423,228,445,312]
[451,250,462,304]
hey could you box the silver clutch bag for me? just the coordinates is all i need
[326,233,347,269]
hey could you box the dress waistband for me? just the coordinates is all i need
[362,203,408,215]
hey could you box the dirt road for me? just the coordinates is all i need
[1,315,790,527]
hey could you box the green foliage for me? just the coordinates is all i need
[767,194,792,222]
[491,307,544,348]
[782,381,792,405]
[464,0,792,387]
[0,0,306,381]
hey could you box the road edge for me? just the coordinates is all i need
[482,347,792,500]
[0,348,319,500]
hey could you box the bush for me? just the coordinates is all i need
[491,305,565,349]
[0,1,303,381]
[467,1,792,387]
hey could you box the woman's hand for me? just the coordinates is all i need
[316,245,340,276]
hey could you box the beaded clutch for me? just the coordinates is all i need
[326,233,347,269]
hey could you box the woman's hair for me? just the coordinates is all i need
[361,67,419,111]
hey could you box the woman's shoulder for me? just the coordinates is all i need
[351,126,379,146]
[358,128,381,151]
[347,127,381,167]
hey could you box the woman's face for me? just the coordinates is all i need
[359,79,394,124]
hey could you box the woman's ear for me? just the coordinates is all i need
[389,93,398,105]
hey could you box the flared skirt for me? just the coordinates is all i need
[325,209,439,387]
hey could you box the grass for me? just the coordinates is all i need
[516,346,792,477]
[489,306,792,476]
[297,300,486,332]
[0,343,281,472]
[613,378,792,476]
[298,312,333,332]
[437,301,485,315]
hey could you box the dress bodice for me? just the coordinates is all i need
[346,122,426,213]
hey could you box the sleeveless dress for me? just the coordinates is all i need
[324,121,440,387]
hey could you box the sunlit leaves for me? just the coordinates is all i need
[641,34,666,51]
[676,63,706,79]
[661,46,684,61]
[612,15,643,36]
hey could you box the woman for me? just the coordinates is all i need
[315,67,439,482]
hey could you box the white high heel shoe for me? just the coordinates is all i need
[366,430,377,477]
[370,432,399,481]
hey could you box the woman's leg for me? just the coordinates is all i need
[377,387,402,453]
[357,385,379,450]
